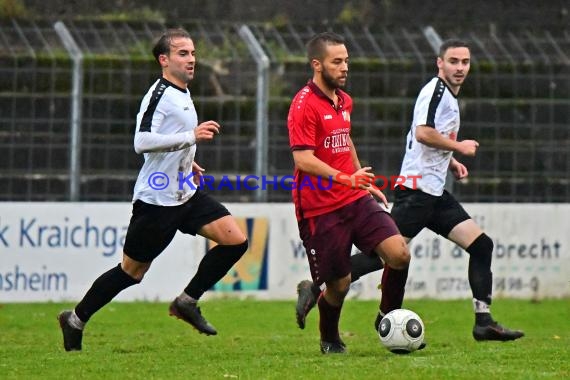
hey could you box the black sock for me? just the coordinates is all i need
[350,252,383,282]
[379,265,409,314]
[476,313,494,326]
[317,294,342,343]
[75,264,140,323]
[184,240,248,300]
[466,234,493,305]
[309,253,383,297]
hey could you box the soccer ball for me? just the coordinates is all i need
[377,309,425,354]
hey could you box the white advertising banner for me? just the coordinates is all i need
[0,202,568,302]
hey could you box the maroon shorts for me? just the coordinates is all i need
[298,195,400,286]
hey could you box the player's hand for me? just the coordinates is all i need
[191,161,205,186]
[348,167,388,207]
[350,167,375,190]
[457,140,479,156]
[450,160,468,180]
[368,186,389,208]
[194,121,220,142]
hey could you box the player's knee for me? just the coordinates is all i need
[467,233,493,254]
[377,236,410,270]
[327,275,351,296]
[125,268,148,282]
[466,233,493,266]
[121,257,151,281]
[337,283,351,298]
[390,245,411,270]
[235,239,248,256]
[224,239,248,263]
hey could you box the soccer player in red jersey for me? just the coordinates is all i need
[295,39,524,342]
[287,32,410,354]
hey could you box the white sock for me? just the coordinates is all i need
[178,292,197,303]
[472,298,490,314]
[68,311,85,330]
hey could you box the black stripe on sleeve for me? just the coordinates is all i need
[139,79,169,132]
[291,145,316,152]
[425,79,446,128]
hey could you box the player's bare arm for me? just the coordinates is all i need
[293,149,375,191]
[292,149,342,178]
[348,139,389,206]
[415,125,479,156]
[449,157,469,179]
[191,161,205,185]
[348,137,362,170]
[346,140,374,188]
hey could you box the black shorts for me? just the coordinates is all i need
[390,187,470,239]
[123,189,231,262]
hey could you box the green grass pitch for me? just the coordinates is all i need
[1,299,568,379]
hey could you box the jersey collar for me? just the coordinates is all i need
[160,76,188,93]
[307,80,345,111]
[436,76,459,99]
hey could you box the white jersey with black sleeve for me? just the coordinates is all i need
[399,77,460,196]
[132,77,198,206]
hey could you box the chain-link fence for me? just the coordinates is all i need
[0,19,568,202]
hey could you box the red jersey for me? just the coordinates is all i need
[287,80,368,220]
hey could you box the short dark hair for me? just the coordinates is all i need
[306,32,345,62]
[152,28,192,62]
[438,39,470,58]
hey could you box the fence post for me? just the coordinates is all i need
[238,25,270,202]
[54,21,84,201]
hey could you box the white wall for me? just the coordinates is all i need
[0,202,568,302]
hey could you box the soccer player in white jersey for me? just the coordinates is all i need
[57,28,248,351]
[296,39,524,342]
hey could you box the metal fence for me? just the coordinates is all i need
[0,19,568,202]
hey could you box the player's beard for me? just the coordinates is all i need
[443,73,463,92]
[173,68,193,86]
[322,69,345,90]
[447,69,467,86]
